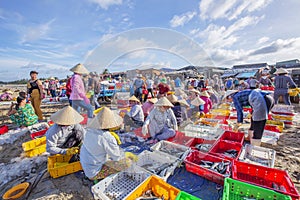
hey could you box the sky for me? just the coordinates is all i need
[0,0,300,81]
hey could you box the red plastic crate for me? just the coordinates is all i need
[0,125,9,135]
[264,124,281,133]
[209,140,243,161]
[184,150,231,185]
[232,160,300,200]
[167,131,194,146]
[30,128,48,139]
[218,131,245,145]
[261,86,275,91]
[188,138,216,152]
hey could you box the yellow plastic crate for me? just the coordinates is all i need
[210,109,231,116]
[47,154,82,178]
[271,114,293,121]
[24,144,46,157]
[126,175,180,200]
[288,88,299,96]
[218,103,231,109]
[22,136,46,152]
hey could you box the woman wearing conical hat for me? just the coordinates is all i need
[142,97,178,142]
[200,90,212,114]
[141,97,157,119]
[45,106,86,155]
[123,95,145,128]
[168,95,189,127]
[80,107,137,181]
[69,63,94,121]
[273,68,297,105]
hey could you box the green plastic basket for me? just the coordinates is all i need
[175,191,201,200]
[223,178,292,200]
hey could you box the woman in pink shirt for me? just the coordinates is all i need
[69,64,94,121]
[200,90,212,114]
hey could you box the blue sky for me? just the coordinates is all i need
[0,0,300,81]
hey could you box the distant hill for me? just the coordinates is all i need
[160,67,175,72]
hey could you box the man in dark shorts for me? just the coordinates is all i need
[225,89,274,146]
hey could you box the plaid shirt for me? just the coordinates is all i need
[232,89,269,123]
[232,89,252,123]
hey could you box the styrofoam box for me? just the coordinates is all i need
[183,124,224,140]
[150,140,190,159]
[92,171,150,200]
[239,144,276,168]
[28,122,49,134]
[136,150,178,180]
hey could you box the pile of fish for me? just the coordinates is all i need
[159,146,185,158]
[29,124,48,133]
[194,143,212,152]
[199,160,231,176]
[141,163,173,177]
[135,189,165,200]
[222,149,239,158]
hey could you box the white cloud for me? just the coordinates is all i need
[258,36,270,45]
[170,11,197,27]
[199,0,273,21]
[197,15,262,49]
[88,0,122,10]
[20,19,56,44]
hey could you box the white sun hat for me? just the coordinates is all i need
[70,63,89,74]
[88,107,123,129]
[50,106,84,125]
[223,90,238,100]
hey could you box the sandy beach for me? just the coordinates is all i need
[0,85,299,200]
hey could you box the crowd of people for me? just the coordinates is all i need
[4,63,298,184]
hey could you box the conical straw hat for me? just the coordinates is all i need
[191,97,205,106]
[189,88,200,94]
[178,99,190,107]
[88,107,123,129]
[128,95,140,102]
[148,98,158,104]
[223,90,238,100]
[275,68,289,74]
[175,88,186,96]
[200,91,210,97]
[155,97,174,107]
[70,63,89,74]
[50,106,84,125]
[166,94,178,103]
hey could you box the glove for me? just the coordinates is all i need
[125,152,138,162]
[142,125,148,136]
[110,131,122,145]
[66,147,79,155]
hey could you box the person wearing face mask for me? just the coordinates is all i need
[46,106,86,155]
[142,97,178,143]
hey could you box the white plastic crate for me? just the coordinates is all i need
[271,104,294,114]
[136,150,178,180]
[239,144,276,168]
[91,171,150,200]
[183,124,224,140]
[150,140,189,159]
